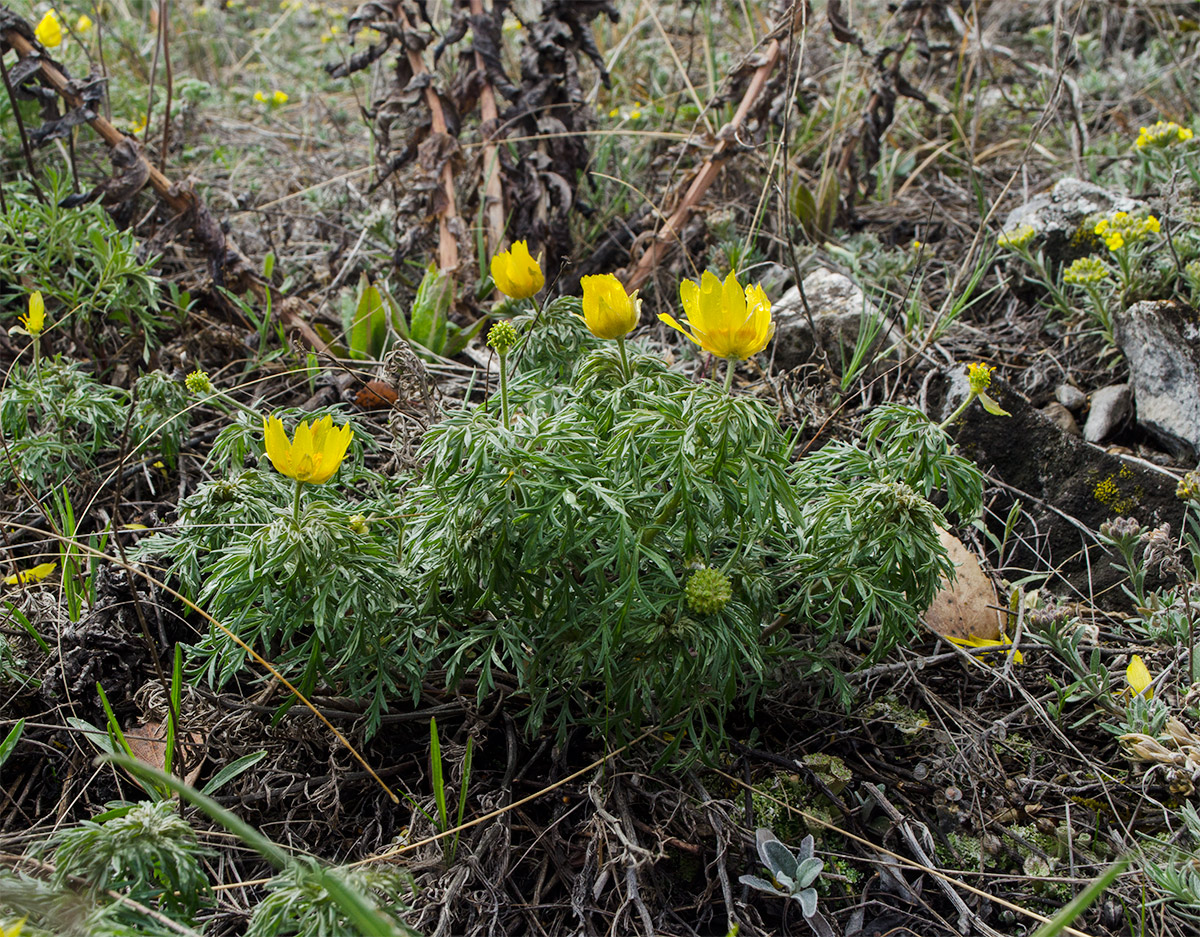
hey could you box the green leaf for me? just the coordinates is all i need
[0,719,24,769]
[410,262,454,354]
[1029,855,1130,937]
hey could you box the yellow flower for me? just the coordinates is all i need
[253,91,268,104]
[490,240,544,300]
[76,13,93,31]
[996,224,1036,250]
[579,273,640,339]
[659,270,774,361]
[272,90,289,106]
[1136,120,1194,149]
[1,917,25,937]
[947,633,1024,665]
[130,114,147,134]
[1127,654,1153,699]
[5,562,57,587]
[263,414,353,484]
[36,10,63,47]
[20,291,45,336]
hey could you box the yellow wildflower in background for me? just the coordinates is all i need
[579,274,639,339]
[35,10,62,46]
[996,224,1036,250]
[659,270,774,361]
[263,414,353,484]
[0,917,25,937]
[490,240,544,300]
[966,362,1010,417]
[1095,211,1159,251]
[5,562,57,587]
[1127,654,1153,699]
[1063,256,1109,285]
[272,90,288,105]
[947,633,1024,665]
[1135,120,1193,149]
[76,13,93,31]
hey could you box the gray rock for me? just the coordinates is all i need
[1002,177,1143,258]
[1041,401,1080,436]
[772,268,904,373]
[1113,301,1200,460]
[1083,385,1132,443]
[1055,383,1088,412]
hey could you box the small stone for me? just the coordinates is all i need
[771,268,904,373]
[1083,384,1132,443]
[1040,401,1080,436]
[1113,301,1200,459]
[1054,383,1088,411]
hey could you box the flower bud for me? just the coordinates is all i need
[685,567,732,615]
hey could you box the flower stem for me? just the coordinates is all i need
[292,479,304,529]
[31,335,40,381]
[722,358,736,394]
[617,336,631,383]
[938,392,976,431]
[498,349,510,429]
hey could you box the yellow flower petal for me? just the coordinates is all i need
[5,562,57,587]
[666,270,773,361]
[1127,654,1153,699]
[490,240,544,300]
[35,10,63,47]
[580,273,639,339]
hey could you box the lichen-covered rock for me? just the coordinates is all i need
[1113,300,1200,460]
[1001,177,1143,260]
[932,368,1179,603]
[771,267,903,373]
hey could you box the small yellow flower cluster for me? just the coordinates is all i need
[1178,471,1200,503]
[1094,211,1159,251]
[254,90,289,106]
[1062,255,1110,285]
[1135,120,1193,150]
[996,224,1036,250]
[608,101,644,120]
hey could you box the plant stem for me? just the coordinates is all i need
[938,392,976,431]
[292,479,303,529]
[31,335,40,382]
[498,349,510,429]
[617,335,631,383]
[723,357,736,394]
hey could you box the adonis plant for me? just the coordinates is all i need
[142,259,989,755]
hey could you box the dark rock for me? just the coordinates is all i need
[772,268,903,373]
[932,369,1180,602]
[1083,385,1132,443]
[1113,300,1200,460]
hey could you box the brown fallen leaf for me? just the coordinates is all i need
[124,720,204,788]
[925,529,1002,642]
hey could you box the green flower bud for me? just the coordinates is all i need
[685,567,732,615]
[1177,472,1200,504]
[185,369,213,395]
[487,320,519,353]
[349,513,370,535]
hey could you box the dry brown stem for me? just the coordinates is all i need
[624,37,782,292]
[470,0,506,256]
[1,25,330,353]
[395,2,461,273]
